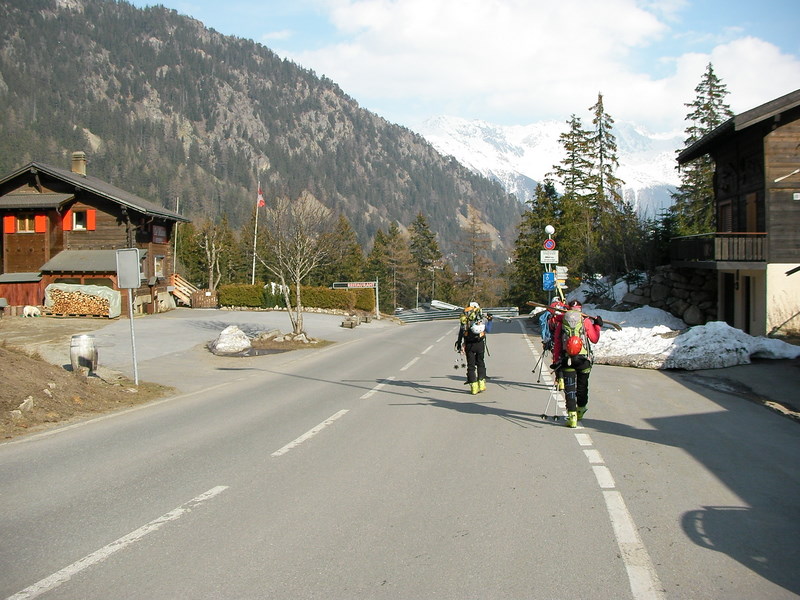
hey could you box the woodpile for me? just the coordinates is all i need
[47,288,110,317]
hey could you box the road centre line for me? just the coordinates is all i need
[401,357,420,371]
[271,410,349,457]
[421,344,434,354]
[517,320,663,600]
[6,486,229,600]
[360,376,396,400]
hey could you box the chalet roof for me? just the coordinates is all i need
[0,162,190,223]
[39,249,147,273]
[0,272,42,283]
[678,88,800,164]
[0,192,74,209]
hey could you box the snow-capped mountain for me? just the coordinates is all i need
[416,115,683,218]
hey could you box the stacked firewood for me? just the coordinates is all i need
[47,288,110,316]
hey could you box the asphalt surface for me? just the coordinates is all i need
[2,307,798,414]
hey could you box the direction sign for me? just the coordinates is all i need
[556,265,568,277]
[540,250,559,264]
[332,281,377,289]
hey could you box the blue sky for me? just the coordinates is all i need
[128,0,800,135]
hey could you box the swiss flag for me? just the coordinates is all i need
[257,187,265,208]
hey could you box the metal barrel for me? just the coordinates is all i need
[70,334,98,375]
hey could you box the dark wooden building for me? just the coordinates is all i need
[674,89,800,336]
[0,152,190,317]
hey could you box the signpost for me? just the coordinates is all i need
[115,248,141,385]
[332,280,380,319]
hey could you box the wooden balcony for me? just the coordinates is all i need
[670,233,768,268]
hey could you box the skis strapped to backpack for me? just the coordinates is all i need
[525,301,622,331]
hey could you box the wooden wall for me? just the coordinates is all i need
[765,118,800,263]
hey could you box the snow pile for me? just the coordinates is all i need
[535,304,800,370]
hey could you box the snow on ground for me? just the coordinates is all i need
[532,304,800,370]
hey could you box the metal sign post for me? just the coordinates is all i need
[332,280,380,319]
[116,248,142,385]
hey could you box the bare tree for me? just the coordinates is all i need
[256,191,333,335]
[196,216,235,291]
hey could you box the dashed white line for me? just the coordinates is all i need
[271,410,349,457]
[518,320,663,599]
[421,344,434,355]
[360,376,396,399]
[401,357,420,371]
[7,486,229,600]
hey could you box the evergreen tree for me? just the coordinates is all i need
[671,63,733,235]
[408,212,443,302]
[455,211,497,306]
[308,215,366,286]
[553,114,594,275]
[503,180,561,307]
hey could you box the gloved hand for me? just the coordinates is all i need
[454,341,462,352]
[543,340,553,352]
[550,362,560,371]
[592,316,604,327]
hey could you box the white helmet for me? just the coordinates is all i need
[469,301,480,309]
[470,321,485,335]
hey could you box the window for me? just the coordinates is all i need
[73,211,87,230]
[16,214,35,233]
[154,255,165,278]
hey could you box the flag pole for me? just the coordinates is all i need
[251,181,262,285]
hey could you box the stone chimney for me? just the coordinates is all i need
[71,151,87,176]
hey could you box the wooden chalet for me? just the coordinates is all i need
[0,151,191,317]
[674,89,800,336]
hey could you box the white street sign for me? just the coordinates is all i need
[540,250,559,264]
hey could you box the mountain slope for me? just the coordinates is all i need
[417,115,683,219]
[0,0,521,259]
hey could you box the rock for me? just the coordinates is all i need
[209,325,252,354]
[683,305,705,326]
[19,396,34,412]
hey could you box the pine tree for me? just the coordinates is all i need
[553,114,594,274]
[408,212,442,302]
[671,63,733,235]
[308,215,366,286]
[503,180,561,307]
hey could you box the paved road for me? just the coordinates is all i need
[2,314,799,599]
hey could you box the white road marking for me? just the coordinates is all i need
[518,320,663,599]
[401,357,420,371]
[359,376,396,399]
[603,490,665,599]
[583,448,604,464]
[6,486,229,600]
[592,465,616,489]
[271,410,349,457]
[421,344,434,355]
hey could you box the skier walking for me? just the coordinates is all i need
[550,299,602,427]
[455,301,488,395]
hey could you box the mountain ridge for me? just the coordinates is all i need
[417,115,683,219]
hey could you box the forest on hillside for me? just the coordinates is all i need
[0,0,521,264]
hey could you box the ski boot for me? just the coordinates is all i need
[478,379,486,392]
[577,406,588,421]
[565,411,578,428]
[470,381,480,395]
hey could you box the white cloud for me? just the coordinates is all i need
[292,0,800,134]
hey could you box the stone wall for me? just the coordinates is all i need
[621,265,717,326]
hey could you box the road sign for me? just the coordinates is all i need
[543,238,556,250]
[332,281,377,289]
[556,265,568,277]
[540,250,558,264]
[542,272,555,291]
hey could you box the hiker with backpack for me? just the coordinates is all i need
[455,301,488,395]
[550,299,603,428]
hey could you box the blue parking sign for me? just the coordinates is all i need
[542,272,555,290]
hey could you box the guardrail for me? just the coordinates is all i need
[396,306,519,323]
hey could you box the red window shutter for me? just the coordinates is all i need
[87,209,96,231]
[3,214,15,234]
[34,214,47,233]
[62,210,73,231]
